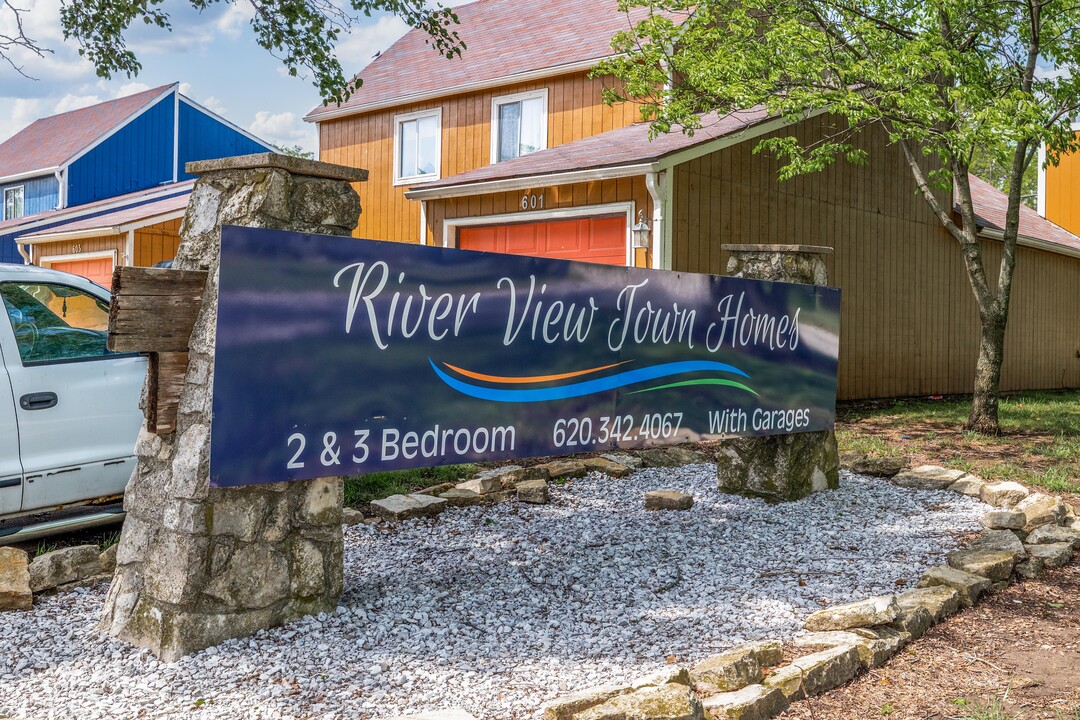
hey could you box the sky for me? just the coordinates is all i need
[0,0,439,155]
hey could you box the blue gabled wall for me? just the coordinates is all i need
[0,174,59,220]
[66,94,174,207]
[177,101,272,180]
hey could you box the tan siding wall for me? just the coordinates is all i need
[427,176,652,267]
[318,71,642,244]
[672,115,1080,400]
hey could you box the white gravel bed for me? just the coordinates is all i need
[1,466,988,720]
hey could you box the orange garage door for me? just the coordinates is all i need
[458,215,627,265]
[48,257,115,288]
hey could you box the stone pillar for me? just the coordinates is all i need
[715,244,840,502]
[100,154,368,661]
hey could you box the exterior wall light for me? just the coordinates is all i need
[632,210,652,249]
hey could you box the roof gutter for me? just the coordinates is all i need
[304,57,611,123]
[978,227,1080,260]
[405,162,657,201]
[0,166,59,185]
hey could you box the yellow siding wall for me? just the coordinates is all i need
[1044,132,1080,237]
[672,115,1080,400]
[318,71,642,244]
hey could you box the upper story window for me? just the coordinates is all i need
[4,186,24,220]
[394,108,442,185]
[491,89,548,163]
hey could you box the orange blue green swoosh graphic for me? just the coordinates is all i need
[429,358,757,403]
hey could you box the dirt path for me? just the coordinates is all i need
[778,563,1080,720]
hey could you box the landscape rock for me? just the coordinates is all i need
[542,685,629,720]
[439,488,484,507]
[469,465,550,490]
[456,476,502,495]
[969,529,1027,560]
[896,586,960,622]
[947,548,1017,581]
[601,452,644,469]
[584,457,633,478]
[892,466,967,491]
[979,481,1030,508]
[980,510,1026,531]
[415,482,455,496]
[631,667,693,689]
[98,543,119,574]
[700,684,789,720]
[888,606,934,640]
[1014,493,1068,532]
[517,479,551,505]
[641,447,711,468]
[369,494,447,521]
[0,547,32,611]
[793,631,897,669]
[28,545,102,593]
[645,490,694,511]
[762,645,861,701]
[916,566,991,608]
[573,684,703,720]
[839,453,908,477]
[948,476,985,497]
[803,594,900,631]
[1024,542,1073,568]
[690,641,781,691]
[1026,524,1080,548]
[341,508,366,526]
[716,431,839,502]
[540,460,589,480]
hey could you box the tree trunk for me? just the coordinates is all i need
[967,308,1007,435]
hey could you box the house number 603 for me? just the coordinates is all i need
[521,193,545,210]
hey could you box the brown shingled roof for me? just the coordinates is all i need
[0,84,176,180]
[305,0,665,120]
[964,174,1080,253]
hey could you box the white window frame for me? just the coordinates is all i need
[490,89,549,164]
[4,185,24,221]
[393,108,443,186]
[441,202,636,267]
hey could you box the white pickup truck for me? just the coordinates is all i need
[0,263,145,543]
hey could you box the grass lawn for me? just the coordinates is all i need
[342,464,478,507]
[836,389,1080,495]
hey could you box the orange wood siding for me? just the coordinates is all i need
[32,233,125,267]
[133,217,183,266]
[318,71,642,244]
[426,176,652,267]
[30,217,182,270]
[672,115,1080,400]
[1044,132,1080,237]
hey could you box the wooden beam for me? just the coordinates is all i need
[108,267,207,353]
[147,352,188,434]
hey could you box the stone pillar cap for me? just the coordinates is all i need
[186,152,369,183]
[722,244,833,255]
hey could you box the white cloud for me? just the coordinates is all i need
[334,15,410,73]
[0,97,46,143]
[200,96,229,115]
[215,3,254,36]
[248,110,316,153]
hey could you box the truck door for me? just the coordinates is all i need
[0,279,144,512]
[0,339,23,516]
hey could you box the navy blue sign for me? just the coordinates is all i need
[210,225,841,488]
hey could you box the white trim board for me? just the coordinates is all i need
[490,88,549,165]
[440,201,637,267]
[393,107,443,186]
[40,248,118,267]
[0,167,58,186]
[406,163,655,201]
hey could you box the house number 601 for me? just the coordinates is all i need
[521,193,545,210]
